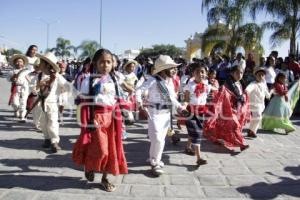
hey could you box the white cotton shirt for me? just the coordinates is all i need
[27,56,38,72]
[40,73,69,104]
[124,72,138,88]
[265,67,276,84]
[183,80,211,105]
[135,76,182,109]
[246,81,270,113]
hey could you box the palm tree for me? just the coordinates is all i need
[246,0,300,55]
[50,37,76,59]
[201,0,264,56]
[77,40,100,59]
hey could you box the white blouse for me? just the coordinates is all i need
[183,80,211,105]
[93,75,117,106]
[265,66,276,84]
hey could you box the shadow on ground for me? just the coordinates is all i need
[237,165,300,199]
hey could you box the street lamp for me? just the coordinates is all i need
[38,18,59,51]
[99,0,103,48]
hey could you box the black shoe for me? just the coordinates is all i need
[85,171,95,182]
[247,130,257,138]
[240,144,250,151]
[196,158,208,167]
[171,133,181,145]
[42,139,51,148]
[51,143,62,153]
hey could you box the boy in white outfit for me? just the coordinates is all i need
[136,55,186,176]
[7,54,29,120]
[246,67,271,137]
[36,52,70,153]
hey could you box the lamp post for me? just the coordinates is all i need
[99,0,103,48]
[38,18,59,51]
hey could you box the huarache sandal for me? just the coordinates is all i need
[84,171,95,182]
[101,178,116,192]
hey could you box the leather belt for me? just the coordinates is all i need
[148,103,170,110]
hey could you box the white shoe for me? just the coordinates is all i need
[158,161,164,167]
[151,165,164,176]
[150,159,164,168]
[19,118,26,123]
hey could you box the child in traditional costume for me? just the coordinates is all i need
[183,62,209,166]
[73,49,128,192]
[204,65,250,151]
[136,55,186,176]
[26,58,42,130]
[245,67,271,138]
[262,72,300,134]
[122,59,138,124]
[7,54,29,120]
[36,52,70,153]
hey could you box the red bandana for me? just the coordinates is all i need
[194,83,207,97]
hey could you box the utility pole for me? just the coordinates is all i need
[99,0,103,48]
[38,18,59,51]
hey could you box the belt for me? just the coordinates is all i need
[149,103,171,110]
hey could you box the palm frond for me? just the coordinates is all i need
[269,27,290,48]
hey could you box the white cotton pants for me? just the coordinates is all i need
[249,111,262,133]
[19,91,29,120]
[11,92,20,113]
[148,107,170,166]
[32,103,42,130]
[39,102,60,144]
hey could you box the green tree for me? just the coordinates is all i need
[246,0,300,55]
[77,40,100,59]
[201,0,264,56]
[50,37,75,59]
[2,48,23,61]
[139,44,184,58]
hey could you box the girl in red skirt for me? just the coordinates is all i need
[73,49,128,192]
[204,65,250,151]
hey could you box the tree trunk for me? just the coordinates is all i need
[290,1,298,55]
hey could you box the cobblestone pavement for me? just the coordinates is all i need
[0,74,300,200]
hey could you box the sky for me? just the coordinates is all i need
[0,0,290,57]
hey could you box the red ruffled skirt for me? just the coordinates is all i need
[204,86,251,149]
[72,105,128,175]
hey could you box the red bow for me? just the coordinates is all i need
[194,83,206,97]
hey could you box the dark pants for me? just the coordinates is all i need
[185,114,204,145]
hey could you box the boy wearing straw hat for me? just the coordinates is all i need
[136,55,186,176]
[7,54,29,119]
[36,52,70,153]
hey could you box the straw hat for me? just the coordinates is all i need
[123,59,138,69]
[253,67,266,75]
[152,55,180,75]
[9,54,29,66]
[37,52,60,72]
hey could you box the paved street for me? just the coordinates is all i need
[0,73,300,200]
